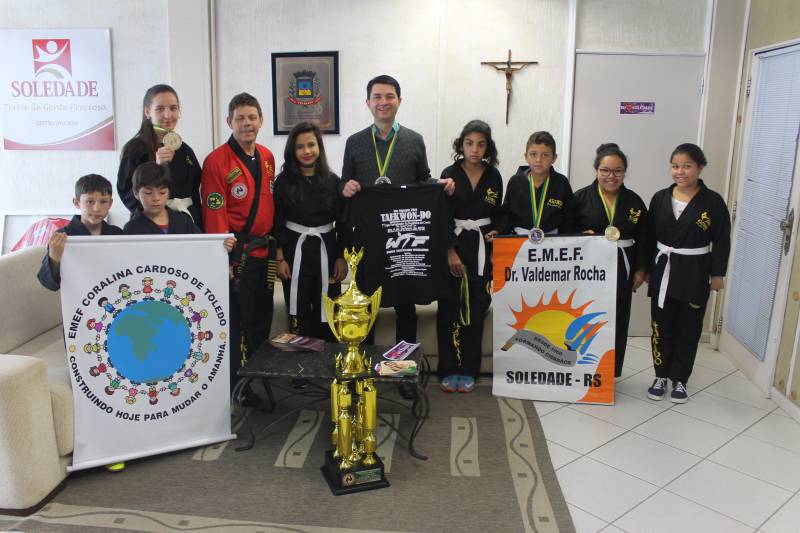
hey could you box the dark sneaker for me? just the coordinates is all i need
[440,375,459,393]
[670,381,689,403]
[647,377,667,401]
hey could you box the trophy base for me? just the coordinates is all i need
[321,450,390,495]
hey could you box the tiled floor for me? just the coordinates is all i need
[539,337,800,533]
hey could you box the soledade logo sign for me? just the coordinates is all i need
[32,38,72,78]
[10,37,98,97]
[2,29,115,150]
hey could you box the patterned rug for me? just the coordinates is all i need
[0,381,574,533]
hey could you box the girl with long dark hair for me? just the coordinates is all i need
[274,122,347,338]
[437,120,503,393]
[117,84,203,225]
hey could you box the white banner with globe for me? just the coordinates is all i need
[59,234,235,471]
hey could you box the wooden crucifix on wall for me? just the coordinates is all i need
[481,49,538,124]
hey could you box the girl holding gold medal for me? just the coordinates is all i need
[574,143,648,378]
[118,84,203,226]
[498,131,575,238]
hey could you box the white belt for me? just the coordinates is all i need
[454,218,491,275]
[286,221,334,321]
[167,197,194,220]
[617,239,635,280]
[514,227,559,236]
[655,241,710,308]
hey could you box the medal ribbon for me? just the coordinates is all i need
[152,124,172,134]
[372,127,398,178]
[528,175,550,228]
[597,182,618,225]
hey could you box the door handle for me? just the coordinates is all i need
[781,208,794,255]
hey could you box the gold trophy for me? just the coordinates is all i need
[320,247,389,494]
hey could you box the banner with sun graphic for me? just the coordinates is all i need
[492,236,617,404]
[59,234,235,471]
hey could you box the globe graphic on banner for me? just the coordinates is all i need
[107,301,191,384]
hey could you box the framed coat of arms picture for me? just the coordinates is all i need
[271,51,339,135]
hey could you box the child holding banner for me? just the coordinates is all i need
[498,131,575,239]
[38,174,124,290]
[123,162,202,235]
[118,84,203,225]
[645,144,730,403]
[273,122,347,339]
[123,162,236,251]
[37,173,126,472]
[574,143,648,378]
[436,120,503,393]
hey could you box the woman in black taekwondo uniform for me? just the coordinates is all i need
[645,143,730,404]
[574,143,648,378]
[436,120,503,394]
[498,131,575,239]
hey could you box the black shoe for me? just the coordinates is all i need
[670,381,689,404]
[398,382,418,400]
[647,377,667,401]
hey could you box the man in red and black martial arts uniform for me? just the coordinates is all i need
[201,93,276,404]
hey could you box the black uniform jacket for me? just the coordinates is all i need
[574,179,649,277]
[123,208,202,235]
[499,166,576,234]
[440,162,503,279]
[646,180,731,303]
[37,215,124,291]
[273,171,345,277]
[117,138,203,224]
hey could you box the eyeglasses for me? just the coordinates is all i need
[598,168,626,177]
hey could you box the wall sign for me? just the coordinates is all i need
[0,29,115,150]
[619,101,655,115]
[271,51,339,135]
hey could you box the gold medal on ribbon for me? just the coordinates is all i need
[372,127,398,185]
[162,131,183,151]
[598,183,620,242]
[528,174,550,244]
[604,225,621,241]
[529,227,545,244]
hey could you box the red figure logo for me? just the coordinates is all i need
[31,39,72,79]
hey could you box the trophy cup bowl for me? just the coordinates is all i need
[323,248,381,380]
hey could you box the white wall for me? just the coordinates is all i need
[0,0,731,241]
[0,0,170,226]
[213,0,570,182]
[577,0,707,51]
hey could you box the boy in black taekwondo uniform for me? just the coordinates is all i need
[498,131,576,237]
